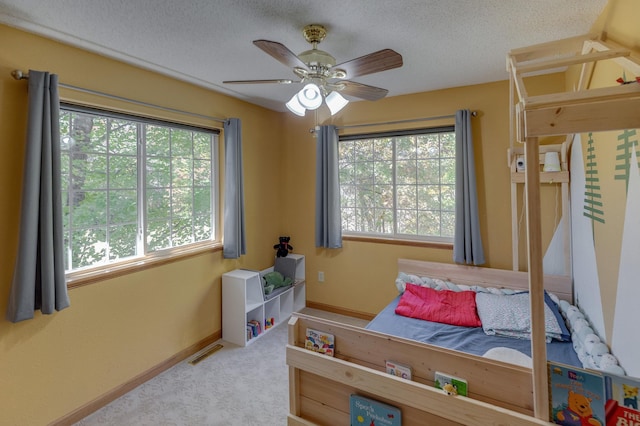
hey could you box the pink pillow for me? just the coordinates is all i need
[395,283,482,327]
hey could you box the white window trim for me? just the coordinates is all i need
[60,104,221,278]
[339,126,456,243]
[66,240,222,286]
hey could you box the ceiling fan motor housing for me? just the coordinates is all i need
[297,52,347,82]
[298,48,336,68]
[298,24,347,80]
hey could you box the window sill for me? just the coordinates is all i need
[66,242,223,289]
[342,235,453,250]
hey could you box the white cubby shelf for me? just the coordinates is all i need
[222,254,305,346]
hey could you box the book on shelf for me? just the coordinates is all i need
[434,371,468,397]
[547,361,606,425]
[350,394,401,426]
[304,328,334,356]
[247,319,262,338]
[605,371,640,426]
[385,360,412,380]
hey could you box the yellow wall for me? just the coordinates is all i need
[0,24,286,425]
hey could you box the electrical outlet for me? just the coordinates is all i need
[318,271,325,282]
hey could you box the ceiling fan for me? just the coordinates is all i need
[223,24,403,116]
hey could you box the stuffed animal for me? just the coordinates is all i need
[555,390,602,426]
[273,236,293,257]
[262,271,293,295]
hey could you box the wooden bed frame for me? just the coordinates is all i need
[286,259,571,425]
[287,34,640,425]
[508,33,640,420]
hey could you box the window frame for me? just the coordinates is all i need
[338,126,456,244]
[59,103,221,283]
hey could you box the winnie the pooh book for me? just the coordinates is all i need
[548,361,605,426]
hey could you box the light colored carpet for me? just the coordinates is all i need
[76,322,289,426]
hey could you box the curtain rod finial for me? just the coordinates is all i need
[11,70,27,80]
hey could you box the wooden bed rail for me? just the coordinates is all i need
[508,34,640,142]
[398,258,573,303]
[287,314,550,426]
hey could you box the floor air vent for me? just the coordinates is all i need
[189,343,223,365]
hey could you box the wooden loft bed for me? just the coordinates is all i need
[508,33,640,420]
[508,33,640,141]
[285,35,640,425]
[508,34,640,275]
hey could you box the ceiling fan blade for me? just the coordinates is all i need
[253,40,308,70]
[338,81,389,101]
[223,79,296,84]
[332,49,403,79]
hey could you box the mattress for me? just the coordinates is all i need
[366,296,582,368]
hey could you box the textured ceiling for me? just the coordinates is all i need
[0,0,607,112]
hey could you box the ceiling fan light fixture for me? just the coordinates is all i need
[286,93,306,116]
[325,91,349,115]
[297,83,322,110]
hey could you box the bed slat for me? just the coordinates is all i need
[287,344,549,425]
[288,315,553,425]
[292,314,534,412]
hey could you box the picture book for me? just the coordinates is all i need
[548,361,606,425]
[434,371,468,397]
[385,360,412,380]
[605,372,640,426]
[305,328,334,357]
[247,319,261,338]
[350,394,401,426]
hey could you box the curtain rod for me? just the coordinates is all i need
[310,111,477,133]
[11,70,227,124]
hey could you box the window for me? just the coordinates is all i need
[339,127,455,241]
[59,105,219,272]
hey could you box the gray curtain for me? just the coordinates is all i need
[7,70,70,323]
[223,118,246,259]
[453,109,485,265]
[315,125,342,248]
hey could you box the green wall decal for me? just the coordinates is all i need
[614,129,638,193]
[584,133,605,225]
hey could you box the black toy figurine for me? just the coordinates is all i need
[274,236,293,257]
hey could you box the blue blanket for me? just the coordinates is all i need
[366,296,581,367]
